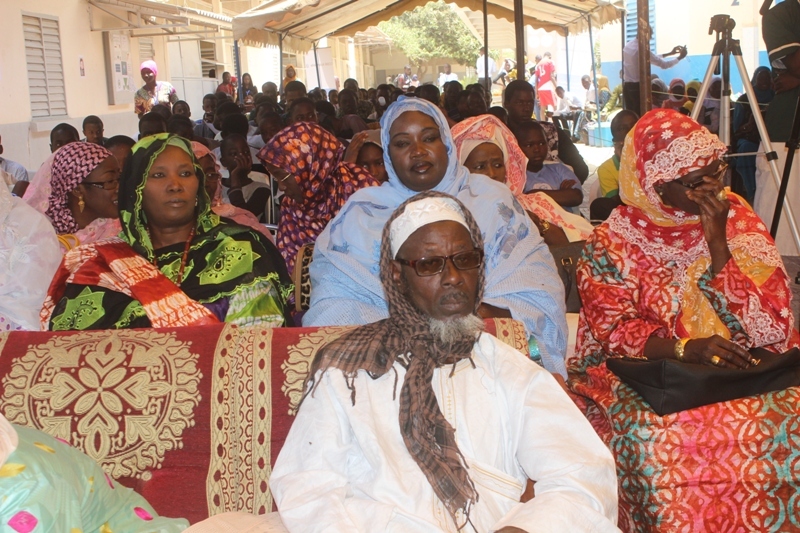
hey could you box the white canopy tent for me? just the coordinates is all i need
[232,0,624,52]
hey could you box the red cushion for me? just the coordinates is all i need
[0,318,527,523]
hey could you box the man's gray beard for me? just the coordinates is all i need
[428,314,484,345]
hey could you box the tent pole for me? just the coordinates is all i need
[637,0,651,115]
[313,41,321,88]
[513,0,525,81]
[278,34,284,98]
[587,15,599,119]
[620,8,625,88]
[234,39,243,104]
[565,28,570,91]
[482,0,489,93]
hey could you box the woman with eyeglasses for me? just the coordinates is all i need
[577,108,795,371]
[44,142,122,251]
[43,133,292,331]
[571,108,799,531]
[303,97,569,378]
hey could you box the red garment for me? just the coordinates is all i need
[41,238,219,329]
[257,123,379,273]
[570,107,799,533]
[535,59,555,89]
[576,109,796,357]
[216,83,235,97]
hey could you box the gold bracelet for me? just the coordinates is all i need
[674,338,689,361]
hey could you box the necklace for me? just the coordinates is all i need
[149,226,196,288]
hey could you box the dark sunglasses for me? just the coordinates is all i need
[396,249,484,277]
[676,162,729,190]
[82,178,120,191]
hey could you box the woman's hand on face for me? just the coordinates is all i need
[686,177,729,247]
[343,132,368,164]
[684,335,754,369]
[229,153,252,187]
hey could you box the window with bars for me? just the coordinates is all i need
[200,40,218,78]
[139,37,155,62]
[23,14,67,118]
[625,0,656,51]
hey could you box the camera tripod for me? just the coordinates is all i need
[691,14,800,250]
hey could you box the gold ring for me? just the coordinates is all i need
[711,355,722,366]
[716,189,728,201]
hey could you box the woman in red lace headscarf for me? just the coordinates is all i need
[577,108,796,367]
[569,108,800,532]
[257,122,379,272]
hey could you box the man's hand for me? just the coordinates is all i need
[343,131,369,164]
[559,179,578,190]
[229,152,252,188]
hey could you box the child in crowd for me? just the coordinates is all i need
[287,97,318,125]
[344,130,388,183]
[193,93,218,140]
[138,112,167,140]
[82,115,106,145]
[104,135,136,172]
[49,123,80,153]
[166,114,196,141]
[514,120,582,209]
[590,110,639,220]
[258,112,285,147]
[597,110,639,198]
[219,133,272,222]
[172,100,191,118]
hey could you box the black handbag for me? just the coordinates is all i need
[548,240,585,313]
[606,348,800,416]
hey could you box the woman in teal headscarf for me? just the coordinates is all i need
[43,134,292,330]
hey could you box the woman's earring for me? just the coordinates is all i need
[195,197,199,206]
[78,196,85,213]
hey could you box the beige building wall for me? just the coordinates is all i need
[0,0,173,173]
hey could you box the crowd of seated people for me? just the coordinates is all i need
[2,18,800,529]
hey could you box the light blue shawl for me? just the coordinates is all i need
[304,97,568,376]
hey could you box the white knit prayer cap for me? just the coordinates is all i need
[390,197,470,258]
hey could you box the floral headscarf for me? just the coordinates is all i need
[451,115,593,242]
[257,122,378,272]
[45,142,112,234]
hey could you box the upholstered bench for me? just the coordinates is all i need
[0,318,528,524]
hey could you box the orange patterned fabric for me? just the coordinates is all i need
[0,318,524,524]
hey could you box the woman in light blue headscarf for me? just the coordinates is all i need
[304,97,568,376]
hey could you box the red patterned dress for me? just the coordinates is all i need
[570,109,800,532]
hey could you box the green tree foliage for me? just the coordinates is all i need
[378,1,481,68]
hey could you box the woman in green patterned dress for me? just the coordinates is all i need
[43,134,292,330]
